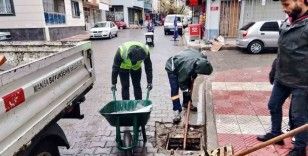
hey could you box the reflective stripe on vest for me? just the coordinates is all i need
[119,42,149,70]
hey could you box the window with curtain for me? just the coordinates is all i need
[71,0,80,18]
[43,0,66,24]
[0,0,14,15]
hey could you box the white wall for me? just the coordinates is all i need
[62,0,85,27]
[206,0,220,31]
[112,0,143,8]
[112,0,132,7]
[132,0,144,8]
[152,0,158,12]
[240,0,285,27]
[100,0,111,5]
[0,0,45,28]
[205,0,221,40]
[0,0,86,29]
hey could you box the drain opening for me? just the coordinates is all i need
[167,138,201,151]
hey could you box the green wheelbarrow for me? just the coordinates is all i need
[99,89,152,155]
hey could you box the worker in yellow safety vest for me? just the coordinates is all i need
[111,41,153,100]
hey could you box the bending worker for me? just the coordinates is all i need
[111,41,153,100]
[165,48,213,124]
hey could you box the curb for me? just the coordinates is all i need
[183,33,238,51]
[202,45,239,51]
[204,78,219,150]
[60,33,90,42]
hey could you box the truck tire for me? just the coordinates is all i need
[31,140,60,156]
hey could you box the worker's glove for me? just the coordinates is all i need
[147,83,153,91]
[111,84,117,92]
[183,89,192,101]
[182,89,192,97]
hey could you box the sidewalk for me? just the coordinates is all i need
[60,31,90,41]
[208,67,295,156]
[183,29,238,51]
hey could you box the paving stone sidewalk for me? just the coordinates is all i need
[210,67,297,156]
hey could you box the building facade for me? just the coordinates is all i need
[99,0,112,21]
[205,0,285,39]
[83,0,101,30]
[0,0,86,41]
[108,0,144,26]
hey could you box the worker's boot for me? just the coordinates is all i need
[173,110,181,124]
[183,103,198,112]
[283,128,296,143]
[182,104,197,112]
[256,133,284,145]
[288,147,306,156]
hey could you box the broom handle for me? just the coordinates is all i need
[234,124,308,156]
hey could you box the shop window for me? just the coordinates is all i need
[0,0,15,16]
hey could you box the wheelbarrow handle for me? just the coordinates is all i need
[112,90,116,101]
[146,88,150,101]
[112,88,150,101]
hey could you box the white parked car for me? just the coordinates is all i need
[0,32,11,41]
[90,21,118,39]
[236,20,283,54]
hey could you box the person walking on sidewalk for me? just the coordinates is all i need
[111,41,153,100]
[257,0,308,155]
[165,48,213,124]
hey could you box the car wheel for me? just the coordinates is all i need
[164,31,168,35]
[115,32,118,37]
[248,41,264,54]
[109,33,112,39]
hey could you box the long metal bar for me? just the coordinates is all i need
[183,80,195,150]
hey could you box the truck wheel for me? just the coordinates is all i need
[31,140,60,156]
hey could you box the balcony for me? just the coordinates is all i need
[44,12,66,25]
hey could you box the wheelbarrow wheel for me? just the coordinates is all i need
[123,130,133,156]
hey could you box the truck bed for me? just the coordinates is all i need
[0,41,95,156]
[0,41,78,72]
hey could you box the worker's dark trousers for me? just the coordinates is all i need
[167,73,190,112]
[268,81,308,149]
[119,69,142,100]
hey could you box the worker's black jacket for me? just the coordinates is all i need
[165,48,213,90]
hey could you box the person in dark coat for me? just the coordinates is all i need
[111,41,153,100]
[165,48,213,124]
[257,0,308,155]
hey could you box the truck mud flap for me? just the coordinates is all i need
[61,85,93,119]
[16,123,69,156]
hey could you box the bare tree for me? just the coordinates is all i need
[159,0,187,14]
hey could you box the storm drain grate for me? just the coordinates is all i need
[155,121,204,153]
[167,137,201,151]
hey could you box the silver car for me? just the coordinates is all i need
[236,20,283,54]
[0,32,11,41]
